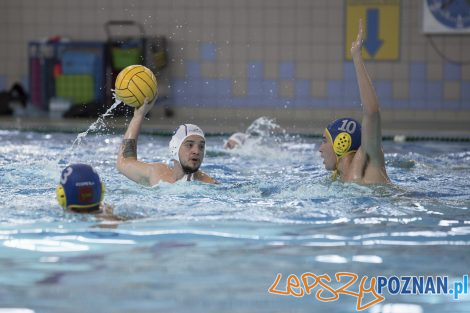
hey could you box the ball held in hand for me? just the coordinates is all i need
[115,65,158,108]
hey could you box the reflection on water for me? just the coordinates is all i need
[0,128,469,312]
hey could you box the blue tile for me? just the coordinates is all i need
[247,62,264,80]
[442,100,460,109]
[460,99,470,109]
[273,98,288,107]
[216,80,232,98]
[409,81,426,100]
[344,98,360,108]
[410,62,426,81]
[262,80,278,98]
[411,100,427,108]
[247,80,263,97]
[281,98,295,108]
[173,80,199,105]
[294,98,312,107]
[213,97,229,107]
[190,80,204,96]
[443,63,461,81]
[426,81,443,101]
[264,97,282,107]
[172,79,188,95]
[246,96,261,106]
[427,100,442,109]
[343,62,356,80]
[328,98,342,107]
[392,100,410,109]
[461,82,470,101]
[279,61,295,80]
[344,81,360,100]
[380,99,393,109]
[185,61,201,78]
[172,79,202,106]
[200,42,217,61]
[287,98,298,107]
[230,97,247,107]
[295,80,310,98]
[309,98,328,108]
[374,80,393,100]
[327,81,343,100]
[200,80,218,97]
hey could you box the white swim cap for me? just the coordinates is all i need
[169,124,205,161]
[228,132,247,146]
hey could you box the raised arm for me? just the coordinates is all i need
[351,19,384,166]
[116,98,158,186]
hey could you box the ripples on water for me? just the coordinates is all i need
[0,123,469,312]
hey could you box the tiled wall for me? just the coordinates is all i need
[0,0,469,112]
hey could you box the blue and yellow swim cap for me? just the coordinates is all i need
[325,118,362,158]
[56,163,104,212]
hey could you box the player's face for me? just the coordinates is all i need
[179,135,205,173]
[319,130,336,171]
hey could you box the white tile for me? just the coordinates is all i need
[393,81,409,100]
[232,78,246,96]
[296,62,312,80]
[427,63,442,81]
[279,80,294,98]
[444,81,460,100]
[201,62,217,78]
[312,80,326,98]
[231,45,248,62]
[217,44,232,61]
[311,62,327,80]
[264,62,278,80]
[264,44,279,61]
[392,64,409,80]
[327,63,342,80]
[248,44,263,59]
[279,44,294,60]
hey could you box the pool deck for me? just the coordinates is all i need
[1,107,469,140]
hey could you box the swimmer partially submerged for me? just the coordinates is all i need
[224,132,248,150]
[319,19,390,184]
[56,163,122,220]
[116,97,216,185]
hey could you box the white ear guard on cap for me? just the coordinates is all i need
[169,124,205,161]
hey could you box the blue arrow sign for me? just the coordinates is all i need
[364,9,383,57]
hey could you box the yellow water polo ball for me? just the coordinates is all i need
[115,65,158,108]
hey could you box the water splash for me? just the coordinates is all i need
[59,96,123,164]
[245,116,281,138]
[229,117,307,159]
[71,99,122,149]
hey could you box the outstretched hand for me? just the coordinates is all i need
[134,95,157,117]
[351,19,364,59]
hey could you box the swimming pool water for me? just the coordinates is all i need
[0,128,469,313]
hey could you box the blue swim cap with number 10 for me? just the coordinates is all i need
[325,118,362,158]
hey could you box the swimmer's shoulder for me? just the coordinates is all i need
[195,170,218,184]
[345,152,390,184]
[148,162,178,185]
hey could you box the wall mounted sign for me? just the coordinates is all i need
[345,0,401,61]
[423,0,470,34]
